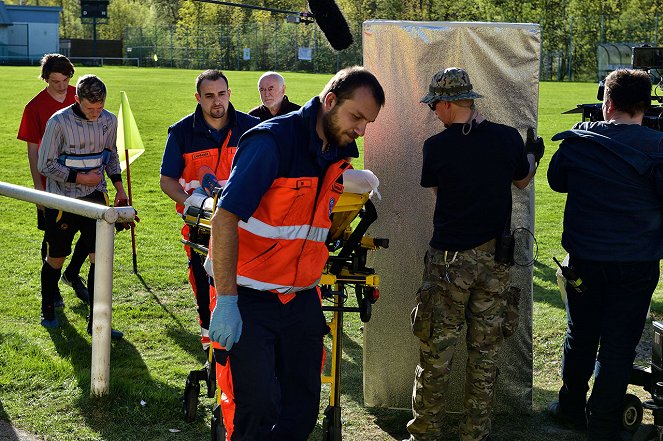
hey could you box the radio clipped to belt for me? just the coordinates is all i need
[553,256,586,294]
[495,231,515,265]
[494,213,515,266]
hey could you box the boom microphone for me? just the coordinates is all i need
[308,0,353,51]
[193,0,353,51]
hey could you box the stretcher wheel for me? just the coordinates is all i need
[183,374,200,422]
[622,393,644,433]
[351,252,367,272]
[322,405,342,441]
[205,360,217,398]
[211,403,227,441]
[632,424,658,441]
[359,296,372,323]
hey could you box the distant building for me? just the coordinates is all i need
[596,42,662,83]
[0,1,61,62]
[596,43,633,81]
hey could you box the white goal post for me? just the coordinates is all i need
[0,181,135,397]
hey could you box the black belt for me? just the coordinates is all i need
[475,238,496,253]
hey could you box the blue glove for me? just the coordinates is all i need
[209,295,243,351]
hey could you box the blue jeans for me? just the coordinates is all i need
[559,256,660,441]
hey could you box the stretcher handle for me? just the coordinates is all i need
[329,199,377,275]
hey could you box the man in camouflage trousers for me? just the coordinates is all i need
[404,67,543,441]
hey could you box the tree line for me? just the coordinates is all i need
[8,0,663,80]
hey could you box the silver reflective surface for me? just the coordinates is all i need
[362,20,540,413]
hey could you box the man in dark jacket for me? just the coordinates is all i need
[249,71,300,121]
[548,68,663,441]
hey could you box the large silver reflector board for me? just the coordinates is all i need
[363,20,540,414]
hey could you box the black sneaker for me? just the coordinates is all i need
[41,316,59,328]
[87,319,124,340]
[548,400,587,430]
[41,307,59,329]
[61,273,90,304]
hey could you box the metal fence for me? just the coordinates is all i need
[124,21,362,73]
[541,14,663,81]
[101,14,663,80]
[67,56,140,67]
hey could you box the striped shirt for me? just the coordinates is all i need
[38,104,121,198]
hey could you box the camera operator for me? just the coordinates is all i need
[404,67,541,441]
[547,68,663,440]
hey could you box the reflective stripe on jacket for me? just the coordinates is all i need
[165,103,259,215]
[179,130,233,193]
[236,159,350,302]
[176,130,234,215]
[175,129,237,213]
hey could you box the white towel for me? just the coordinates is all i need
[343,169,381,200]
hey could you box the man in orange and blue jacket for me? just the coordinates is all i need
[208,66,385,441]
[160,69,259,352]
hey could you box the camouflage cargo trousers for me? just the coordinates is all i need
[406,245,511,441]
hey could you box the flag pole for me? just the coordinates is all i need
[124,152,138,273]
[119,91,144,274]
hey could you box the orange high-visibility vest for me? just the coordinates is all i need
[235,159,350,303]
[176,130,234,215]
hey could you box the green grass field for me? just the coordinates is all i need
[0,66,661,441]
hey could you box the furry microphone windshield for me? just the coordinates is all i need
[308,0,353,51]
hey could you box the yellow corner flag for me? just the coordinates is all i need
[117,91,143,274]
[117,91,145,172]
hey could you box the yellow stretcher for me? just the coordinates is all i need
[180,190,388,441]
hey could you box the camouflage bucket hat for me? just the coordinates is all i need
[420,67,483,103]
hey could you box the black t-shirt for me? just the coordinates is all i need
[421,120,530,251]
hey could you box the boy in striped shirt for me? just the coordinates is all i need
[37,74,126,339]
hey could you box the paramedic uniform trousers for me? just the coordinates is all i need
[228,286,327,441]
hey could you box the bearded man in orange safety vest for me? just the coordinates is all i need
[208,66,385,441]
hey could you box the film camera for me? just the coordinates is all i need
[563,46,663,131]
[622,321,663,440]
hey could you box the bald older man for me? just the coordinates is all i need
[249,71,301,121]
